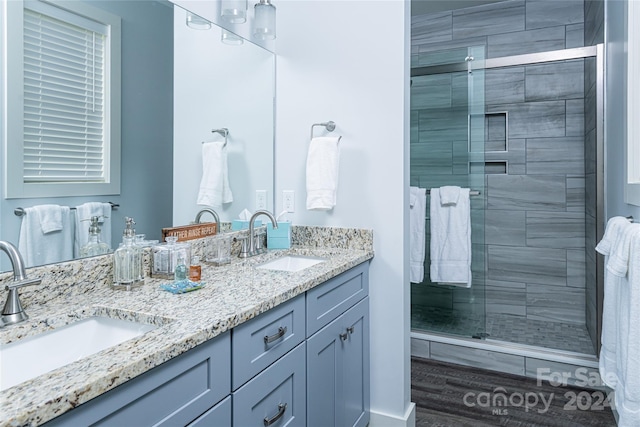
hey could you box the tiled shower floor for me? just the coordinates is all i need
[411,306,596,355]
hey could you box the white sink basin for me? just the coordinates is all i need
[0,316,157,391]
[256,255,325,272]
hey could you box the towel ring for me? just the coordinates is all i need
[310,121,337,140]
[209,128,229,146]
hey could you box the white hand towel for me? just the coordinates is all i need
[429,186,472,287]
[74,202,113,257]
[197,140,233,208]
[612,225,640,426]
[409,186,427,283]
[439,186,460,206]
[18,206,74,267]
[596,217,634,390]
[36,204,64,234]
[306,136,341,210]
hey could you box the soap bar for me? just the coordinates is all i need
[232,219,262,230]
[267,221,291,249]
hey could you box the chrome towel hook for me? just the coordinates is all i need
[310,121,336,140]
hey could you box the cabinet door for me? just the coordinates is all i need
[307,297,369,427]
[233,342,306,427]
[44,333,231,427]
[187,396,231,427]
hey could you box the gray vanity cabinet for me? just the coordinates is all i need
[306,263,370,427]
[41,261,370,427]
[43,332,231,427]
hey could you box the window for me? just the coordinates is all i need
[3,0,121,198]
[626,0,640,206]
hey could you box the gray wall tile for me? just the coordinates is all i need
[488,245,567,286]
[527,283,585,323]
[485,67,525,105]
[493,101,566,139]
[584,0,604,45]
[567,249,586,288]
[485,209,526,246]
[488,26,566,58]
[525,60,585,101]
[566,23,585,48]
[567,177,586,211]
[487,175,566,211]
[526,137,585,175]
[486,279,527,316]
[526,0,584,30]
[566,99,585,137]
[412,11,452,46]
[452,1,525,40]
[411,74,452,110]
[526,211,586,249]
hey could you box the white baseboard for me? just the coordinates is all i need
[370,402,416,427]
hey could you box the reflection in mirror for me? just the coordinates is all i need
[0,1,275,272]
[172,5,275,228]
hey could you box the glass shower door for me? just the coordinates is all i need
[410,46,487,339]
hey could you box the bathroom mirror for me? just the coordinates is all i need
[0,0,275,271]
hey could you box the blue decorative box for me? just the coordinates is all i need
[232,219,261,230]
[267,221,291,249]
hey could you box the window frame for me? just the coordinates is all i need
[3,0,121,199]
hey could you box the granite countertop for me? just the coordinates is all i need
[0,242,373,427]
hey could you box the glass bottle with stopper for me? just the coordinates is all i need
[113,217,144,290]
[79,216,111,257]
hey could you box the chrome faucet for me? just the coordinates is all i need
[0,241,41,326]
[194,208,221,232]
[239,210,278,258]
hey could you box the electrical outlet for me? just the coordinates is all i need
[283,190,295,213]
[256,190,267,210]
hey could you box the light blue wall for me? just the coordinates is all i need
[604,0,640,220]
[0,0,173,270]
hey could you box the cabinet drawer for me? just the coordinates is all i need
[44,332,231,427]
[188,396,231,427]
[232,294,305,389]
[233,342,306,427]
[306,262,369,336]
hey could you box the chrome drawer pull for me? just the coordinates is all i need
[264,403,287,426]
[340,332,348,341]
[347,326,355,334]
[264,326,287,344]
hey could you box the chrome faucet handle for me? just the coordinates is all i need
[237,236,251,259]
[2,277,41,325]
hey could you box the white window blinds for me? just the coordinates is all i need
[23,6,107,183]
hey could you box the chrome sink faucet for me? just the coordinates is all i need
[0,241,41,326]
[239,210,278,258]
[194,208,221,231]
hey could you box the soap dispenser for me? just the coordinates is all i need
[79,216,111,257]
[113,217,144,290]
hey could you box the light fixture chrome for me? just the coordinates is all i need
[221,29,244,45]
[221,0,247,24]
[186,12,212,30]
[253,0,276,40]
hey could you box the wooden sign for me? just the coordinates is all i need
[162,222,217,242]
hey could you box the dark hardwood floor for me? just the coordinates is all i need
[411,357,617,427]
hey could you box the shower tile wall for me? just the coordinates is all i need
[411,0,591,334]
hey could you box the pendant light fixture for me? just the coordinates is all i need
[253,0,276,40]
[185,12,212,30]
[221,0,247,24]
[221,29,244,45]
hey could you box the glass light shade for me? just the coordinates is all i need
[186,12,212,30]
[221,29,244,45]
[253,0,276,40]
[221,0,247,24]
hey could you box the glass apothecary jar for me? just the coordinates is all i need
[151,236,192,279]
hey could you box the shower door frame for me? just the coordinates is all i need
[411,44,606,357]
